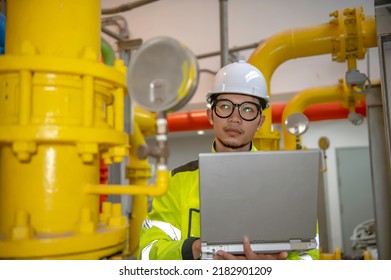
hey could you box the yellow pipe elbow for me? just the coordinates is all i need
[249,22,341,140]
[88,119,169,197]
[249,14,376,81]
[249,23,338,81]
[147,168,170,197]
[282,84,344,150]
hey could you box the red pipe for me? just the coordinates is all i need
[166,101,367,133]
[167,109,211,132]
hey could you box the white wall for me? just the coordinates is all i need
[102,0,379,253]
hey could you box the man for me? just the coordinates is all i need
[138,61,319,260]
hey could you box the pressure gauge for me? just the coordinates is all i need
[318,137,330,151]
[285,113,309,136]
[127,36,199,113]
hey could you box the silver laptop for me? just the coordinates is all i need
[199,149,320,260]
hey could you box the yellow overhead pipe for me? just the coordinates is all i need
[248,6,377,150]
[282,79,364,150]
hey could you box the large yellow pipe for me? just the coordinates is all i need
[5,1,100,59]
[248,7,376,149]
[0,0,129,259]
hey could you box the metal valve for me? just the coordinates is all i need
[136,112,169,166]
[345,69,371,93]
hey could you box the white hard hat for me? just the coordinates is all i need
[206,60,270,109]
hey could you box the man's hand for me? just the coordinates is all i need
[214,236,288,260]
[192,239,201,259]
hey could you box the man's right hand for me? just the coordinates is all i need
[214,236,288,260]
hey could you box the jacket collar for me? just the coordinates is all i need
[211,141,257,152]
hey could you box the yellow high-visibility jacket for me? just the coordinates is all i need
[138,143,319,260]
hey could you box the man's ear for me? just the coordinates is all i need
[207,109,214,125]
[257,115,265,130]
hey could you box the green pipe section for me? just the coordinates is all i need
[101,37,115,66]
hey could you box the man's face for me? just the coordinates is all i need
[207,93,265,152]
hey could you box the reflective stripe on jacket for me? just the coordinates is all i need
[138,143,320,260]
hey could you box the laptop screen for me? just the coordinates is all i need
[199,149,320,249]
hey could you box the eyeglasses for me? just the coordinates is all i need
[212,99,262,121]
